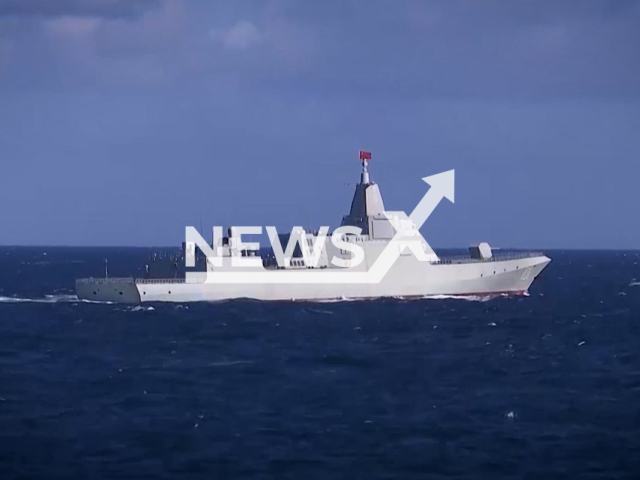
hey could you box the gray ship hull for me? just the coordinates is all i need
[76,253,550,304]
[75,155,551,304]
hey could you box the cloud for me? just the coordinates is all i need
[0,0,161,19]
[0,0,193,89]
[0,0,638,98]
[46,16,100,37]
[0,37,12,73]
[210,21,263,50]
[259,0,640,98]
[93,0,190,56]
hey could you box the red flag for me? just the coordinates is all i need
[359,150,372,160]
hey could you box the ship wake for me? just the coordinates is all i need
[0,294,112,304]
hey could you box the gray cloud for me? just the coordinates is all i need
[210,20,263,50]
[274,0,638,27]
[258,0,640,98]
[0,0,638,98]
[0,0,161,19]
[0,2,639,247]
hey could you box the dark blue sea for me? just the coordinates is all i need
[1,247,640,479]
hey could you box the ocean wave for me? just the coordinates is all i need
[209,360,253,367]
[0,294,110,304]
[0,293,522,305]
[308,294,508,303]
[304,308,335,315]
[129,306,155,312]
[423,294,499,302]
[309,297,363,303]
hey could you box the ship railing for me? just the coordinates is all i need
[76,277,190,284]
[431,251,545,265]
[135,278,188,284]
[76,277,135,284]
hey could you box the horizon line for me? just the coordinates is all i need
[1,244,639,252]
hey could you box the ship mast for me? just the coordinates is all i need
[359,150,372,184]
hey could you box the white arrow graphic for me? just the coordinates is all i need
[409,170,455,230]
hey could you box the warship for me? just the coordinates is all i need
[76,153,550,303]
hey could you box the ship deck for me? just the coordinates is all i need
[432,251,544,265]
[75,252,546,285]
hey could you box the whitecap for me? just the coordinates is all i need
[307,308,334,315]
[0,294,110,304]
[209,360,253,367]
[130,306,155,312]
[424,294,497,302]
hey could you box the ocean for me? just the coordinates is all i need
[1,247,639,479]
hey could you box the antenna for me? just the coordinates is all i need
[104,258,109,279]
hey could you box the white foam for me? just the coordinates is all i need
[0,294,111,304]
[130,306,155,312]
[305,293,509,303]
[209,360,253,367]
[308,297,362,303]
[424,294,497,302]
[306,308,334,315]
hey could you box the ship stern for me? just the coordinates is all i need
[76,278,142,304]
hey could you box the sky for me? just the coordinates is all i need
[0,0,639,249]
